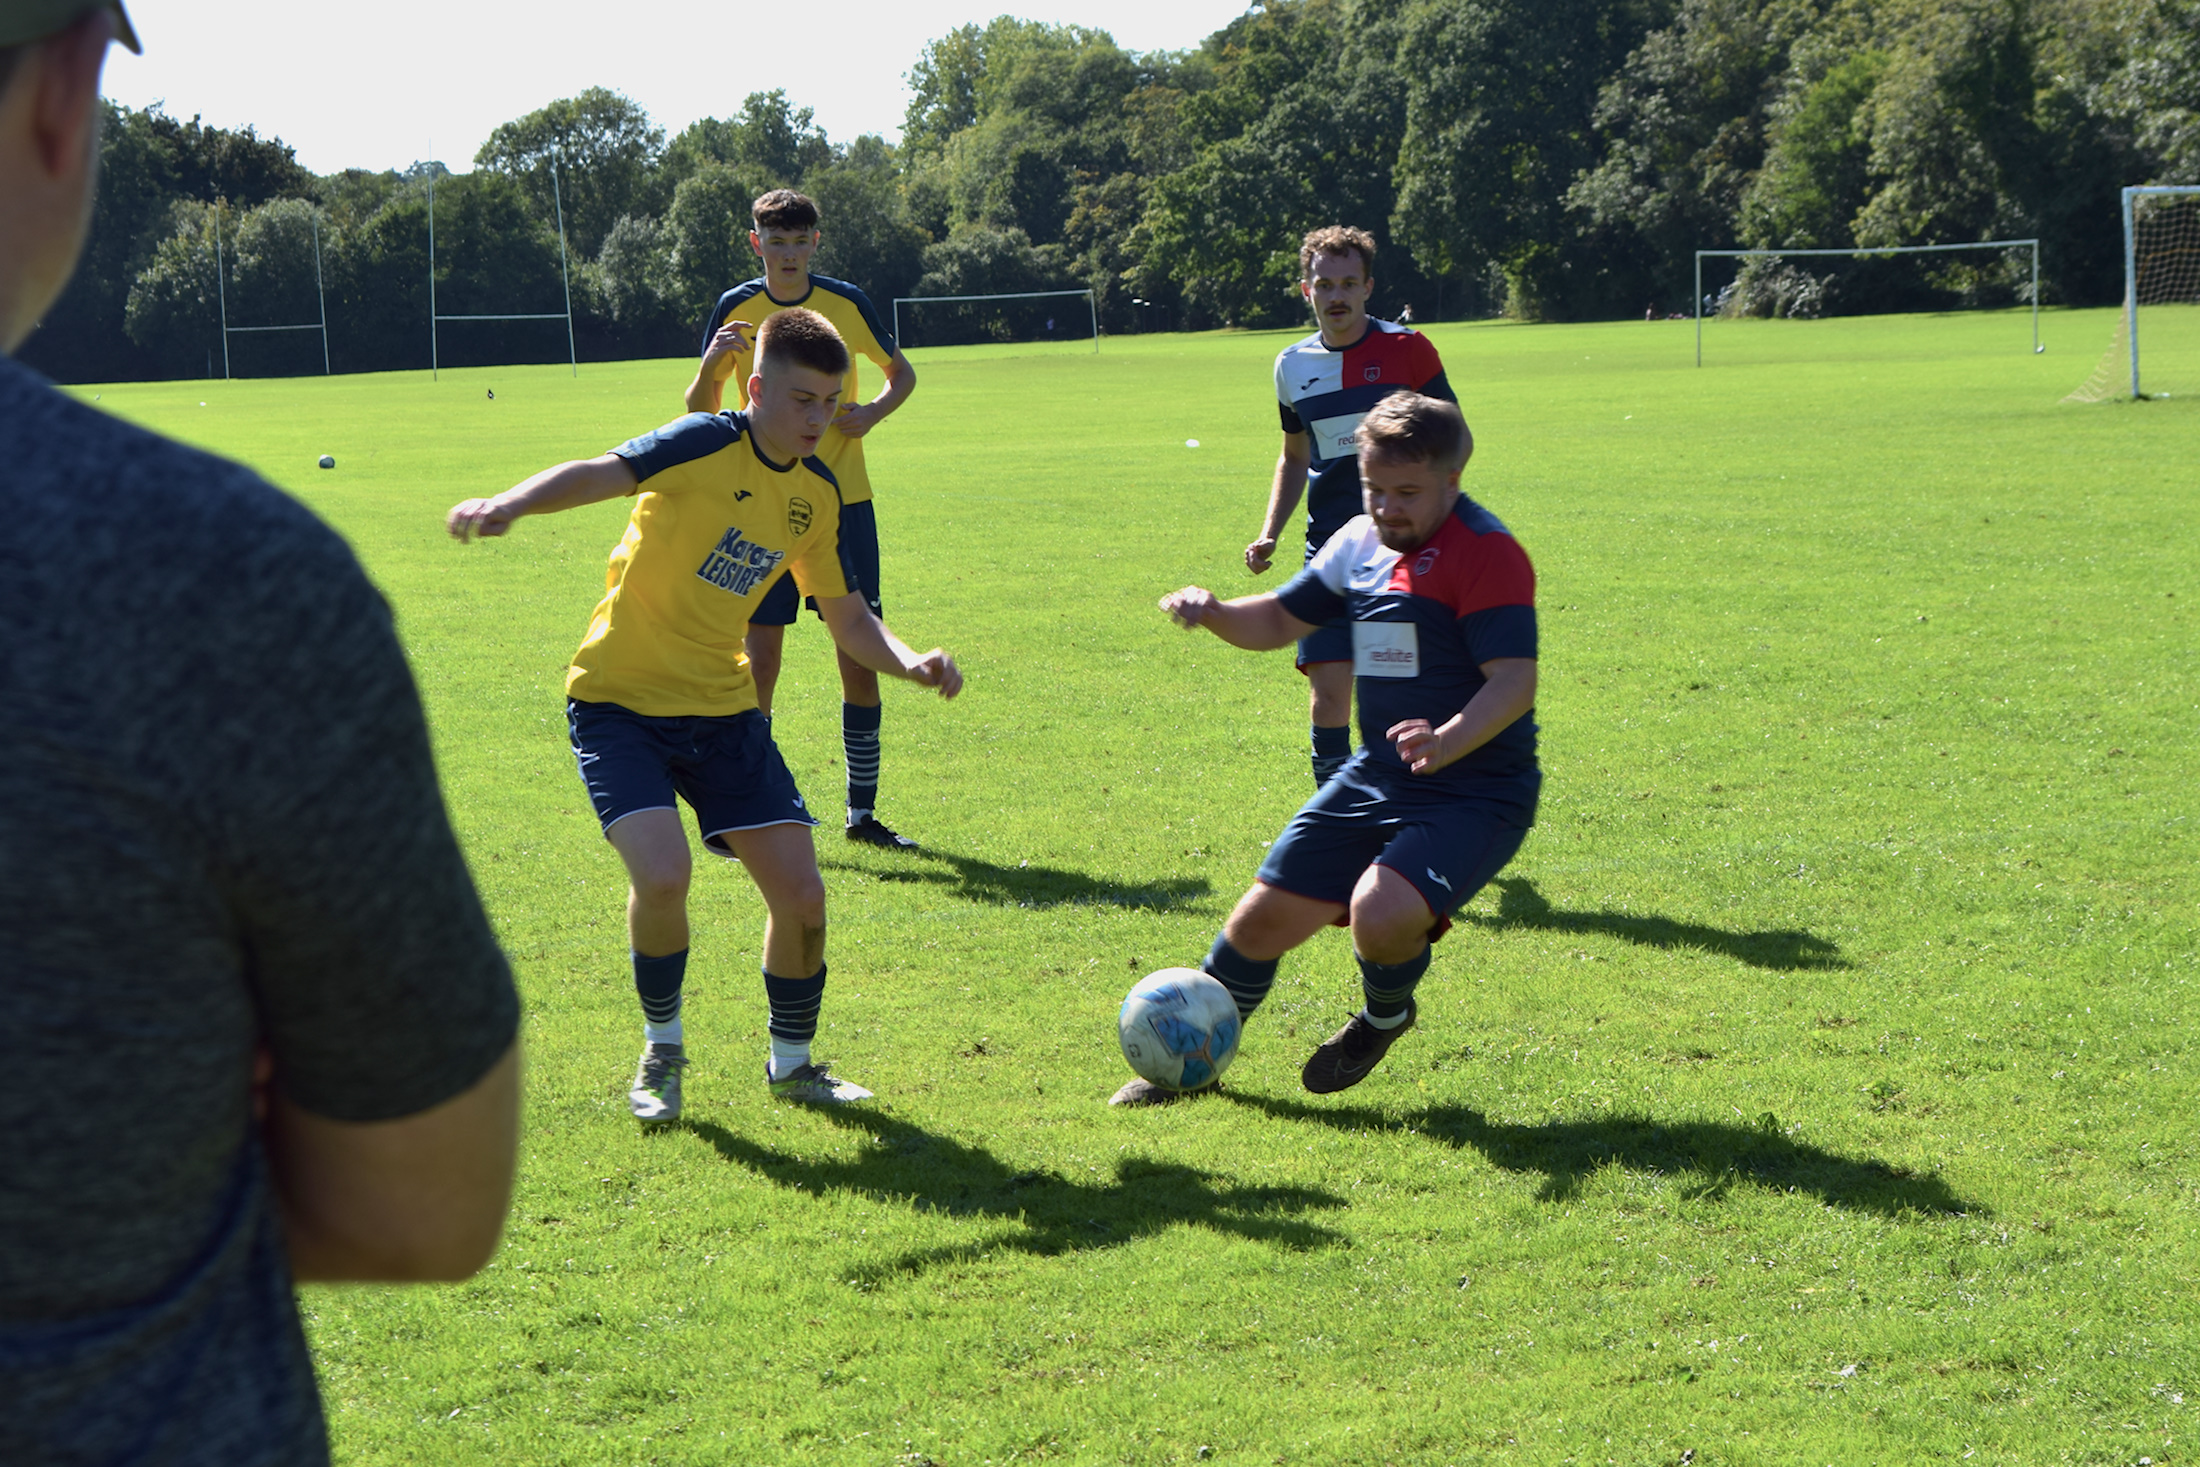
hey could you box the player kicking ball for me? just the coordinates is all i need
[1121,393,1537,1104]
[447,309,962,1121]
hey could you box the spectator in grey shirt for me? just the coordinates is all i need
[0,5,523,1464]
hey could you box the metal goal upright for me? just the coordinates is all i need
[2121,185,2200,399]
[211,200,332,378]
[428,158,578,380]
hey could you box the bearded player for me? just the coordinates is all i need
[1123,393,1535,1103]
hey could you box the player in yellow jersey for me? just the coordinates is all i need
[448,310,962,1120]
[686,188,924,850]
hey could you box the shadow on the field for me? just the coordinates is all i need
[685,1106,1345,1286]
[1461,878,1850,971]
[1218,1091,1979,1218]
[827,845,1211,913]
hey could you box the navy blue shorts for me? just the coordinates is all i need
[568,699,816,856]
[1256,754,1538,930]
[754,498,881,625]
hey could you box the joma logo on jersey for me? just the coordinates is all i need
[695,527,785,596]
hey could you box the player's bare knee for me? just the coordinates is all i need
[628,865,690,912]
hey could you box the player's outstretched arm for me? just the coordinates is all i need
[815,592,963,698]
[1159,587,1316,652]
[1387,658,1538,774]
[1247,430,1312,575]
[446,454,639,542]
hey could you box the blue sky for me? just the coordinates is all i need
[100,0,1255,175]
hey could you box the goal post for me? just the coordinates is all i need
[891,288,1098,355]
[428,160,578,380]
[1693,239,2041,365]
[2066,185,2200,402]
[211,201,332,378]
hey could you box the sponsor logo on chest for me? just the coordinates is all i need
[695,526,786,596]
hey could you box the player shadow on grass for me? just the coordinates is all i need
[824,846,1212,913]
[1462,878,1850,972]
[1218,1092,1979,1218]
[684,1107,1346,1287]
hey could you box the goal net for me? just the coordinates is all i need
[892,289,1097,357]
[2066,186,2200,402]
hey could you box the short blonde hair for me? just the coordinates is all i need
[1357,393,1472,474]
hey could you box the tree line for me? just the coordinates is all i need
[22,0,2196,381]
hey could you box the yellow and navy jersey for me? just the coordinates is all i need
[566,411,850,718]
[699,274,898,504]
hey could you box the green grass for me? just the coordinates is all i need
[77,307,2197,1466]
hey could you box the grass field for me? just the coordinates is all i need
[78,307,2197,1466]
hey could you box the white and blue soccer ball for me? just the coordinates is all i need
[1118,967,1241,1092]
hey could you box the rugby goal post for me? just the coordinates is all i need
[211,202,331,378]
[891,288,1098,354]
[1694,239,2041,365]
[428,160,578,380]
[2066,185,2200,402]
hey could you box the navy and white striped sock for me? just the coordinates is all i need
[633,948,687,1045]
[844,701,881,821]
[1203,934,1280,1022]
[763,964,827,1078]
[1358,946,1430,1028]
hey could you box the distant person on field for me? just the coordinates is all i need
[686,188,925,851]
[1132,394,1537,1104]
[1246,225,1457,789]
[452,308,963,1122]
[0,5,522,1464]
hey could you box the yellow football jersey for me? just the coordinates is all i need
[567,411,849,717]
[701,274,898,504]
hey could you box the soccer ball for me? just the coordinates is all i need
[317,455,335,469]
[1118,967,1241,1093]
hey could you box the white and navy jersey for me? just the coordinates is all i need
[1276,496,1537,789]
[1274,320,1454,554]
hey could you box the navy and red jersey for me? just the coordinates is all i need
[1275,495,1537,791]
[1274,320,1454,554]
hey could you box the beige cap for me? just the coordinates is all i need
[0,0,141,53]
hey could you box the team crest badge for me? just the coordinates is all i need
[788,498,813,536]
[1414,547,1441,575]
[1363,365,1382,382]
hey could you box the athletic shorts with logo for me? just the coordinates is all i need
[1257,753,1539,929]
[570,698,815,856]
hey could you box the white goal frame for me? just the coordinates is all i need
[212,201,331,378]
[891,288,1098,354]
[2120,185,2200,400]
[428,160,577,380]
[1693,239,2040,365]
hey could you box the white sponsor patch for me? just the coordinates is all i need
[1353,621,1419,678]
[1308,409,1369,462]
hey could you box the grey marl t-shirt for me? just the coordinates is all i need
[0,356,519,1466]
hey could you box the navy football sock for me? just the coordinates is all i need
[1311,723,1351,786]
[844,701,881,819]
[1358,946,1431,1028]
[1204,935,1280,1022]
[763,965,827,1077]
[632,948,687,1044]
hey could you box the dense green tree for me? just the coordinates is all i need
[663,91,833,194]
[476,88,665,258]
[808,135,929,302]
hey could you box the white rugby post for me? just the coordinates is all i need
[1694,239,2041,365]
[429,157,579,381]
[892,288,1099,354]
[211,200,333,378]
